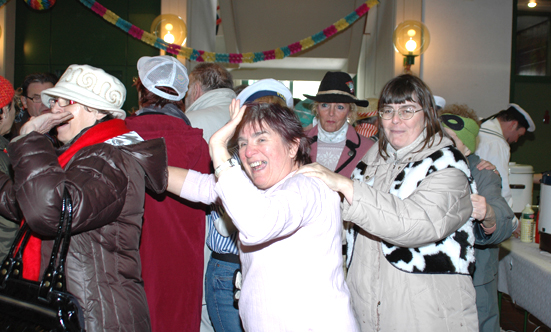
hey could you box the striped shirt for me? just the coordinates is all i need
[206,204,239,255]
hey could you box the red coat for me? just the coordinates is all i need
[126,112,211,332]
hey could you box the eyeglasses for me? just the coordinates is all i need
[378,106,423,120]
[49,98,76,108]
[25,95,42,104]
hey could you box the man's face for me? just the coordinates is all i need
[503,120,527,144]
[22,82,54,117]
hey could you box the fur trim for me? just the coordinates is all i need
[351,146,477,275]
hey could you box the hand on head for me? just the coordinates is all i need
[209,98,246,167]
[19,110,74,136]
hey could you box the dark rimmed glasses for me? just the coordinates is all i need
[25,95,43,104]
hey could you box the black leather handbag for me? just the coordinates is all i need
[0,189,85,331]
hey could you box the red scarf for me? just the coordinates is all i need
[22,119,131,280]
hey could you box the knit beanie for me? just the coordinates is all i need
[0,75,14,109]
[440,113,479,153]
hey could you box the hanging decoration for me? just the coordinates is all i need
[79,0,378,63]
[24,0,56,10]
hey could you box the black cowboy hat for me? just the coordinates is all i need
[304,72,369,107]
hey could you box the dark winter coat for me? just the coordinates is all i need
[0,128,167,332]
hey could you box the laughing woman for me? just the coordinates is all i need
[167,100,358,331]
[0,65,166,332]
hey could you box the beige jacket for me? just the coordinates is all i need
[343,132,478,332]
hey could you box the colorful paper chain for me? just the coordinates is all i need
[79,0,378,63]
[0,0,378,63]
[0,0,55,10]
[24,0,55,10]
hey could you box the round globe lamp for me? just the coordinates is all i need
[393,20,430,73]
[151,14,187,46]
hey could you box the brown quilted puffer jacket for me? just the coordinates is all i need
[0,128,167,332]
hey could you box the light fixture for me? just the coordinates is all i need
[393,20,430,74]
[150,14,187,46]
[528,0,537,8]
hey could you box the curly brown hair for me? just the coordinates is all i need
[439,104,481,127]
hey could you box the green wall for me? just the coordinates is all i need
[14,0,161,113]
[511,78,551,204]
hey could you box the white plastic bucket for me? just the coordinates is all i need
[509,162,534,214]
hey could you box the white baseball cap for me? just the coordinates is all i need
[137,55,189,101]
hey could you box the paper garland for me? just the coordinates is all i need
[24,0,56,10]
[79,0,378,63]
[0,0,378,63]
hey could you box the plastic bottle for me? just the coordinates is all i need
[520,204,535,243]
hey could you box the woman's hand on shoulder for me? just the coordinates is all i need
[470,193,487,221]
[20,111,74,135]
[476,159,499,176]
[296,162,354,204]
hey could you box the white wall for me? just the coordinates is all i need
[359,0,513,118]
[423,0,513,117]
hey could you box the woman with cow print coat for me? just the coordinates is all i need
[298,74,478,332]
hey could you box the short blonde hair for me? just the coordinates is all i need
[311,101,358,125]
[254,95,287,107]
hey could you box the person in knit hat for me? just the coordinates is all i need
[0,64,168,331]
[439,104,514,332]
[0,75,18,262]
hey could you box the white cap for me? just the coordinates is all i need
[434,96,446,110]
[41,64,127,119]
[237,79,293,108]
[508,103,535,132]
[137,55,188,101]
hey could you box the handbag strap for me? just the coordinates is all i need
[39,188,73,298]
[0,223,32,284]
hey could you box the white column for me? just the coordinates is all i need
[0,0,16,81]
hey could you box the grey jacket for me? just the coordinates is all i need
[469,153,513,286]
[343,132,478,332]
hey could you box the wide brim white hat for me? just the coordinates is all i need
[237,79,293,108]
[41,64,127,119]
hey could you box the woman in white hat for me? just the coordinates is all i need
[0,64,167,332]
